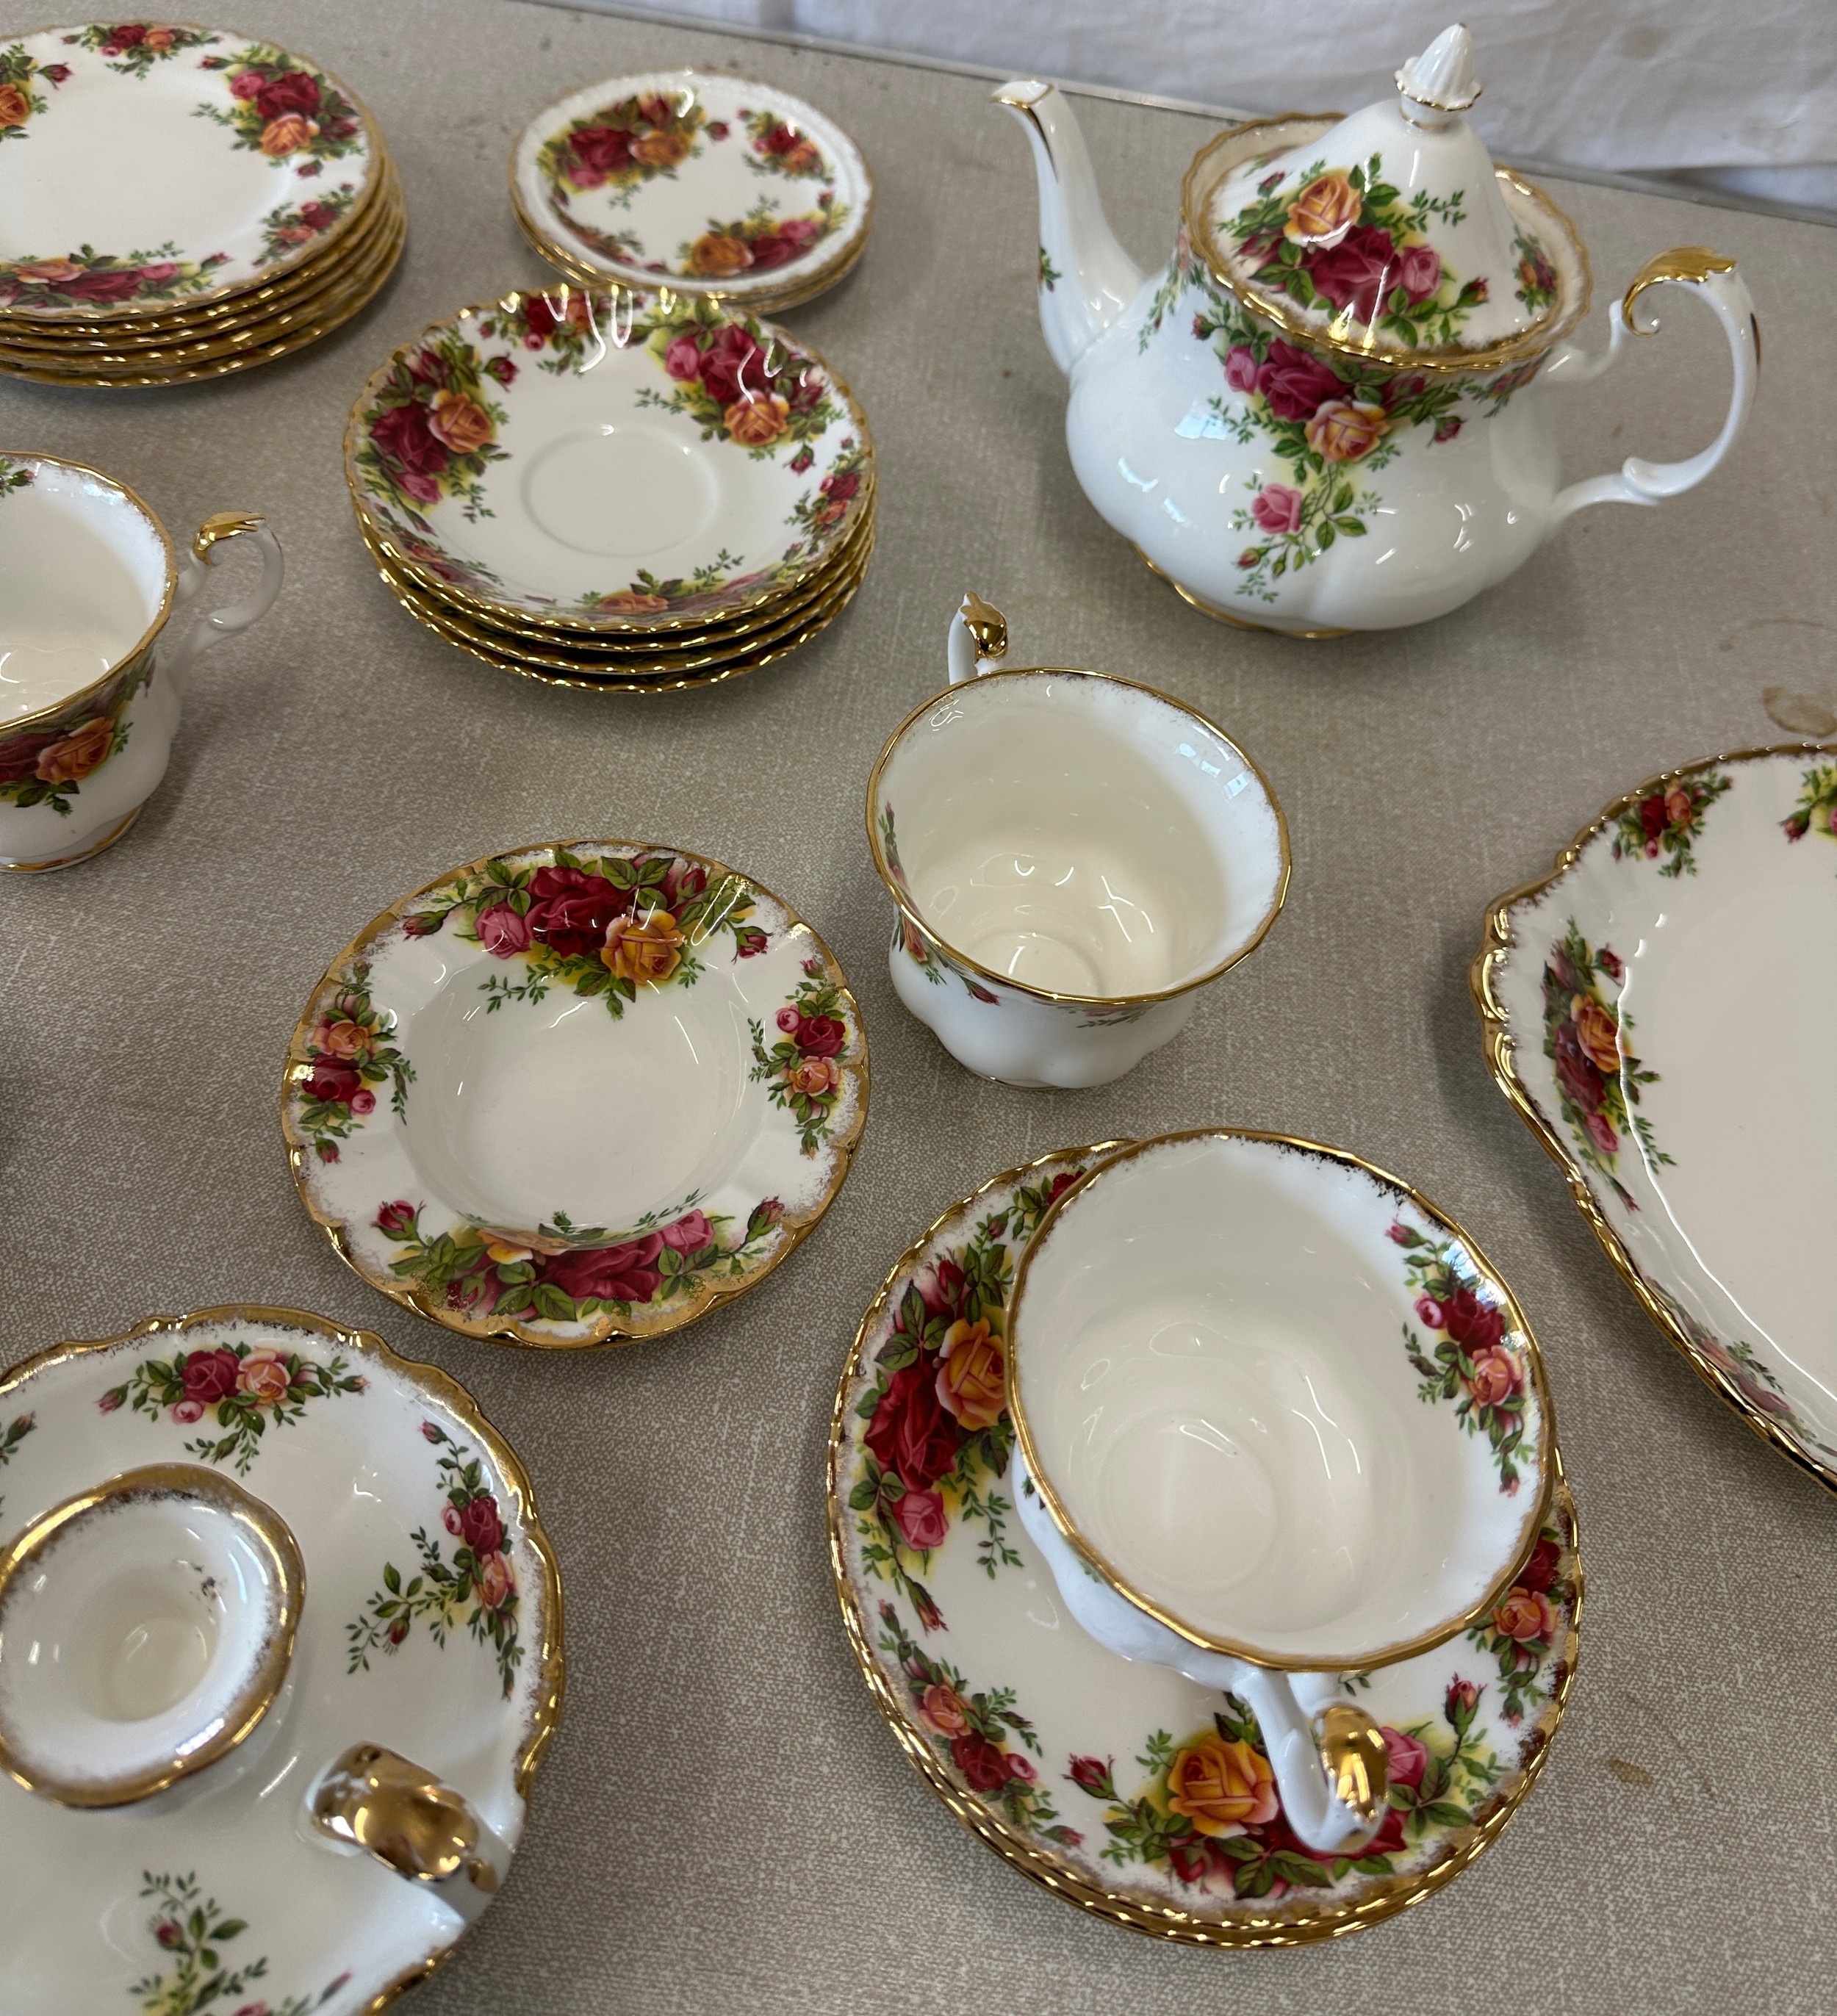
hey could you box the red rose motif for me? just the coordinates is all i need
[697,325,768,408]
[1637,793,1668,840]
[1398,244,1442,302]
[864,1361,962,1489]
[891,1486,948,1550]
[181,1347,242,1404]
[137,263,179,287]
[1519,1536,1561,1594]
[306,1060,360,1104]
[1305,226,1400,322]
[255,70,320,123]
[1045,1170,1082,1204]
[0,731,59,784]
[912,1258,966,1320]
[1254,339,1345,421]
[40,62,70,83]
[475,901,533,957]
[377,1200,417,1236]
[1224,344,1260,392]
[734,926,768,957]
[484,355,517,387]
[1443,1286,1505,1356]
[1446,1677,1480,1724]
[1068,1754,1113,1796]
[458,1494,503,1557]
[370,400,449,480]
[820,469,860,503]
[793,1013,846,1058]
[544,1234,665,1306]
[567,123,634,185]
[951,1730,1021,1793]
[658,1209,713,1254]
[524,864,628,959]
[298,199,338,232]
[1599,948,1625,982]
[1552,1023,1606,1117]
[111,24,148,48]
[61,268,145,304]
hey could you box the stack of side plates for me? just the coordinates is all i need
[345,284,875,692]
[0,24,402,387]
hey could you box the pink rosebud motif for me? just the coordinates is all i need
[156,1920,184,1947]
[1387,1222,1414,1245]
[1584,1111,1619,1156]
[98,1389,123,1413]
[1067,1755,1113,1796]
[775,1005,800,1034]
[476,901,533,958]
[1223,344,1260,392]
[1398,244,1442,301]
[1599,948,1625,981]
[377,1200,417,1236]
[891,1486,948,1550]
[1382,1724,1430,1791]
[1237,549,1261,569]
[1250,483,1304,536]
[1432,417,1463,444]
[659,1209,713,1255]
[1415,1295,1446,1328]
[443,1503,464,1538]
[420,1419,442,1441]
[349,1088,375,1116]
[171,1398,205,1425]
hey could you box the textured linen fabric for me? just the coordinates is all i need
[3,4,1836,2012]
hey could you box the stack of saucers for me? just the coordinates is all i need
[345,283,874,693]
[0,24,402,387]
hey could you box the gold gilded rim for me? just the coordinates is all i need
[359,474,872,647]
[0,453,176,732]
[0,181,404,366]
[0,204,404,386]
[280,846,871,1350]
[1471,738,1837,1500]
[0,165,403,356]
[509,178,871,318]
[373,525,872,694]
[361,504,873,668]
[1179,115,1594,376]
[1007,1128,1556,1670]
[0,24,390,324]
[0,1461,303,1807]
[1135,546,1352,638]
[0,1304,564,2014]
[341,281,877,635]
[863,665,1290,1009]
[825,1146,1583,1948]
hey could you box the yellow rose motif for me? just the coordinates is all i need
[724,394,791,447]
[0,83,32,130]
[1283,170,1363,248]
[688,232,752,278]
[935,1317,1005,1430]
[485,1239,535,1264]
[1165,1733,1279,1837]
[13,258,82,284]
[235,1350,292,1407]
[259,111,315,156]
[1304,398,1388,463]
[320,1018,368,1059]
[35,716,114,785]
[1570,995,1622,1074]
[427,389,495,456]
[631,127,691,168]
[596,590,670,614]
[602,908,686,984]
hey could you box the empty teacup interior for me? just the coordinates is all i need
[0,459,168,723]
[1010,1134,1546,1668]
[0,1466,299,1804]
[874,672,1284,998]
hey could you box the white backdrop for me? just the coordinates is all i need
[555,0,1837,209]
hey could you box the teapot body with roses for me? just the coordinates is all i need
[997,26,1757,635]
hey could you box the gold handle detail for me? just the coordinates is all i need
[310,1743,499,1891]
[1317,1703,1389,1829]
[1622,246,1737,334]
[960,590,1008,662]
[191,512,266,562]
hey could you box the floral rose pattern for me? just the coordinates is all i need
[639,296,838,456]
[132,1871,348,2016]
[1783,761,1837,863]
[1539,921,1665,1210]
[1390,1219,1535,1492]
[98,1334,366,1477]
[536,90,708,220]
[677,195,846,281]
[0,242,229,311]
[346,1419,524,1698]
[749,961,858,1154]
[1610,766,1730,876]
[851,1166,1090,1632]
[354,328,508,520]
[59,23,217,77]
[0,646,151,818]
[256,180,358,264]
[291,957,414,1162]
[0,41,51,139]
[743,106,829,180]
[375,1194,789,1333]
[877,804,1003,1005]
[1463,1522,1576,1723]
[1649,1281,1837,1466]
[195,43,364,175]
[392,843,769,1026]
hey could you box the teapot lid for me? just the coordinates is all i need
[1185,25,1589,371]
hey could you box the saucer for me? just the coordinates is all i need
[1475,741,1837,1494]
[512,71,871,312]
[284,841,869,1347]
[0,1305,563,2010]
[344,283,873,636]
[828,1147,1581,1945]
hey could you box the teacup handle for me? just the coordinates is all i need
[1542,248,1758,526]
[165,513,285,694]
[946,590,1009,684]
[304,1742,511,1926]
[1010,1454,1387,1857]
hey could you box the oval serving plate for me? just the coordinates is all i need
[829,1147,1581,1946]
[0,1305,562,2012]
[0,25,382,322]
[284,842,869,1347]
[511,69,871,311]
[343,283,873,634]
[1474,741,1837,1491]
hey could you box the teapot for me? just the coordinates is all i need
[996,25,1757,635]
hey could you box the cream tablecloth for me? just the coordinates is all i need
[4,3,1835,2010]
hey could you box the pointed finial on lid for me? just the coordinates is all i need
[1397,24,1481,126]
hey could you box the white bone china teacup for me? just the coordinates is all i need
[1006,1128,1556,1855]
[0,451,283,871]
[865,593,1288,1088]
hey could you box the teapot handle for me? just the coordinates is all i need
[1544,248,1757,526]
[946,591,1010,684]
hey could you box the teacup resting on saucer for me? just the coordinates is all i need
[0,452,282,871]
[1007,1129,1555,1854]
[866,594,1288,1087]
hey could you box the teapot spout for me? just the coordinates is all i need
[994,80,1145,376]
